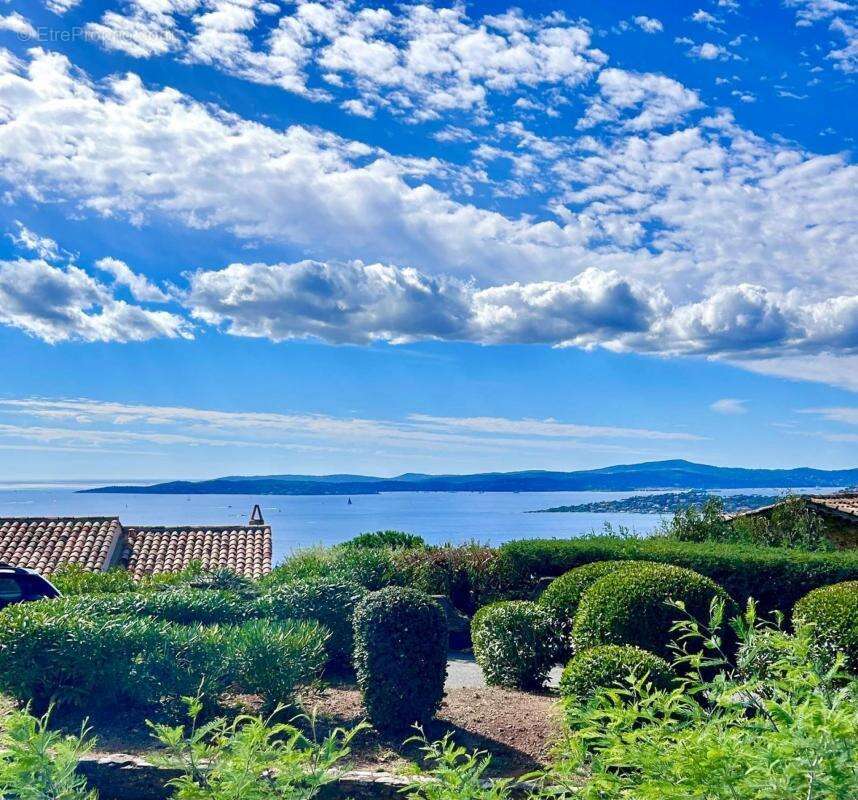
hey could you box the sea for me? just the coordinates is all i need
[0,483,840,562]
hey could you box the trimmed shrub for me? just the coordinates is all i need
[572,563,734,660]
[471,600,560,689]
[793,581,858,673]
[255,579,367,665]
[559,644,674,705]
[342,530,426,549]
[353,587,447,731]
[224,619,328,709]
[260,547,334,587]
[538,561,644,655]
[498,536,858,614]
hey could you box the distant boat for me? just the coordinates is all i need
[347,498,352,505]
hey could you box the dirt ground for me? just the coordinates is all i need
[4,675,561,779]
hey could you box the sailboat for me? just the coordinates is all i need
[347,497,352,506]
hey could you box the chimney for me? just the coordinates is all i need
[249,504,265,526]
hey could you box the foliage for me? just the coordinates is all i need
[571,562,734,660]
[471,601,560,689]
[151,696,368,800]
[341,530,426,549]
[0,708,95,800]
[353,587,447,731]
[497,535,858,614]
[404,729,517,800]
[50,564,136,595]
[794,580,858,673]
[259,548,332,587]
[537,561,641,656]
[552,602,858,800]
[559,645,674,706]
[664,494,833,551]
[390,544,505,615]
[188,569,256,593]
[223,619,328,711]
[255,579,366,666]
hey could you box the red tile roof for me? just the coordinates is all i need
[810,494,858,520]
[0,517,121,575]
[120,525,272,580]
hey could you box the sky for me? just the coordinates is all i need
[0,0,857,480]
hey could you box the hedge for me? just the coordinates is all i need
[471,600,560,689]
[572,562,735,660]
[793,581,858,673]
[559,644,674,705]
[255,579,366,666]
[498,537,858,614]
[353,587,447,731]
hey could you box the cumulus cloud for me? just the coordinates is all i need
[577,68,703,131]
[83,0,606,118]
[633,16,663,33]
[94,257,170,302]
[0,258,191,343]
[8,222,61,261]
[0,12,37,37]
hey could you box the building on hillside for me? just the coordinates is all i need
[730,493,858,548]
[0,505,272,579]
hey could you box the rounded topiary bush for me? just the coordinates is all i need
[255,579,367,666]
[559,644,674,705]
[572,563,735,660]
[538,561,644,655]
[793,581,858,673]
[471,600,560,689]
[353,587,447,731]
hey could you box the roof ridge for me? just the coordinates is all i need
[127,524,271,532]
[0,515,121,522]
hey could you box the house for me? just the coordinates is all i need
[0,505,272,579]
[731,493,858,548]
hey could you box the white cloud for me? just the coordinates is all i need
[799,406,858,425]
[829,17,858,72]
[0,13,37,37]
[633,16,663,33]
[0,257,191,343]
[94,257,170,302]
[784,0,852,25]
[691,9,719,25]
[578,68,703,131]
[710,398,748,414]
[84,1,607,119]
[8,222,61,261]
[688,41,732,60]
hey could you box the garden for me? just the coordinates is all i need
[0,520,857,799]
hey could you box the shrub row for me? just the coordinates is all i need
[497,537,858,614]
[0,602,327,713]
[793,580,858,673]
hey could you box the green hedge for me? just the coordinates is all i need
[471,600,560,689]
[572,563,734,660]
[498,537,858,614]
[255,579,366,666]
[353,587,447,731]
[793,581,858,674]
[559,644,674,705]
[538,561,643,656]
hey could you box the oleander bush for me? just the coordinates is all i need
[538,560,645,655]
[223,619,328,710]
[50,563,137,595]
[255,579,366,665]
[571,563,735,660]
[497,536,858,614]
[559,644,674,706]
[471,600,560,689]
[793,580,858,673]
[341,530,426,549]
[353,587,447,731]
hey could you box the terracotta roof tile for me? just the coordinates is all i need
[120,525,272,580]
[0,517,122,575]
[810,494,858,520]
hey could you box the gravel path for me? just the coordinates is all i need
[446,652,563,690]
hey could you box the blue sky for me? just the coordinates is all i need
[0,0,857,480]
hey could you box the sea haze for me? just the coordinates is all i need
[0,485,837,561]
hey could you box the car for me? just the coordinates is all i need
[0,563,60,610]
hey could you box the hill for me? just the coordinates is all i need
[81,459,858,495]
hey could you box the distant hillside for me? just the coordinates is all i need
[81,460,858,496]
[531,490,782,515]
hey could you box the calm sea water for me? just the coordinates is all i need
[0,485,830,563]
